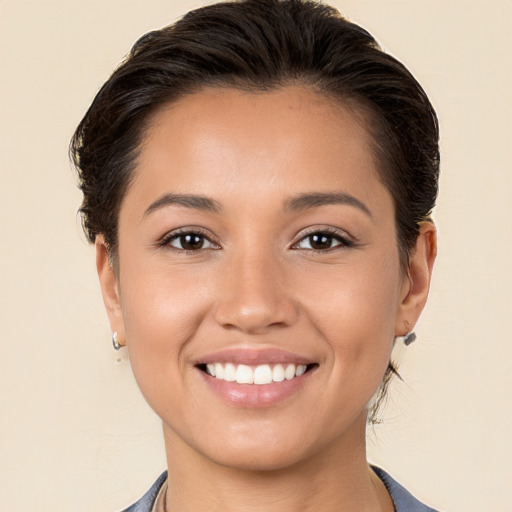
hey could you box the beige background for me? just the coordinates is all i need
[1,1,511,510]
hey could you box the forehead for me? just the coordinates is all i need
[126,86,389,215]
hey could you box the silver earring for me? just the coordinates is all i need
[403,331,417,346]
[112,331,121,351]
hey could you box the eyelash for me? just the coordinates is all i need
[159,227,356,254]
[159,228,220,254]
[291,228,356,252]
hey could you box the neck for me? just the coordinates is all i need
[162,412,393,512]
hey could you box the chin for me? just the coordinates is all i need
[175,420,318,473]
[207,443,311,473]
[190,418,351,474]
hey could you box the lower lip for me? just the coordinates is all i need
[197,368,315,407]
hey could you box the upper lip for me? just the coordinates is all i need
[195,348,316,366]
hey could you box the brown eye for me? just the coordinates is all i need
[294,230,353,251]
[308,233,335,250]
[167,232,215,251]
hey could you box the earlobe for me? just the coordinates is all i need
[395,221,437,336]
[95,236,126,347]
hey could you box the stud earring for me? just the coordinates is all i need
[403,331,417,346]
[112,331,121,351]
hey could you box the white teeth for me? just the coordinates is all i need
[296,365,307,377]
[284,364,296,380]
[204,362,311,384]
[254,364,273,385]
[235,364,254,384]
[224,363,236,382]
[214,363,224,380]
[272,364,285,382]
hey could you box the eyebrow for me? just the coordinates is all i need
[143,191,372,218]
[284,191,373,218]
[144,193,223,216]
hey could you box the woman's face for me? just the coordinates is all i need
[99,86,425,470]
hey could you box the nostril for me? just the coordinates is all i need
[212,286,299,334]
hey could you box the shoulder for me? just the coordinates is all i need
[119,471,168,512]
[372,466,440,512]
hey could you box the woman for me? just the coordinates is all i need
[71,0,439,510]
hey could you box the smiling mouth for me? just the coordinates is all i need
[197,362,318,385]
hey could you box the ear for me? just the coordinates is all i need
[95,235,126,348]
[395,221,437,336]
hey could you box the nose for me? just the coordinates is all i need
[212,248,299,334]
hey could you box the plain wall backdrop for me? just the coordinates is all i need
[1,1,511,510]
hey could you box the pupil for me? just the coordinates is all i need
[181,234,203,250]
[310,233,332,249]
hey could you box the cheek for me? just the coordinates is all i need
[301,252,402,393]
[118,261,214,402]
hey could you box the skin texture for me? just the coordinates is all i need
[96,86,436,511]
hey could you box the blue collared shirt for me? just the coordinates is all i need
[121,467,440,511]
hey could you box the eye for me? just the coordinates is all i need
[163,230,219,252]
[293,230,354,251]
